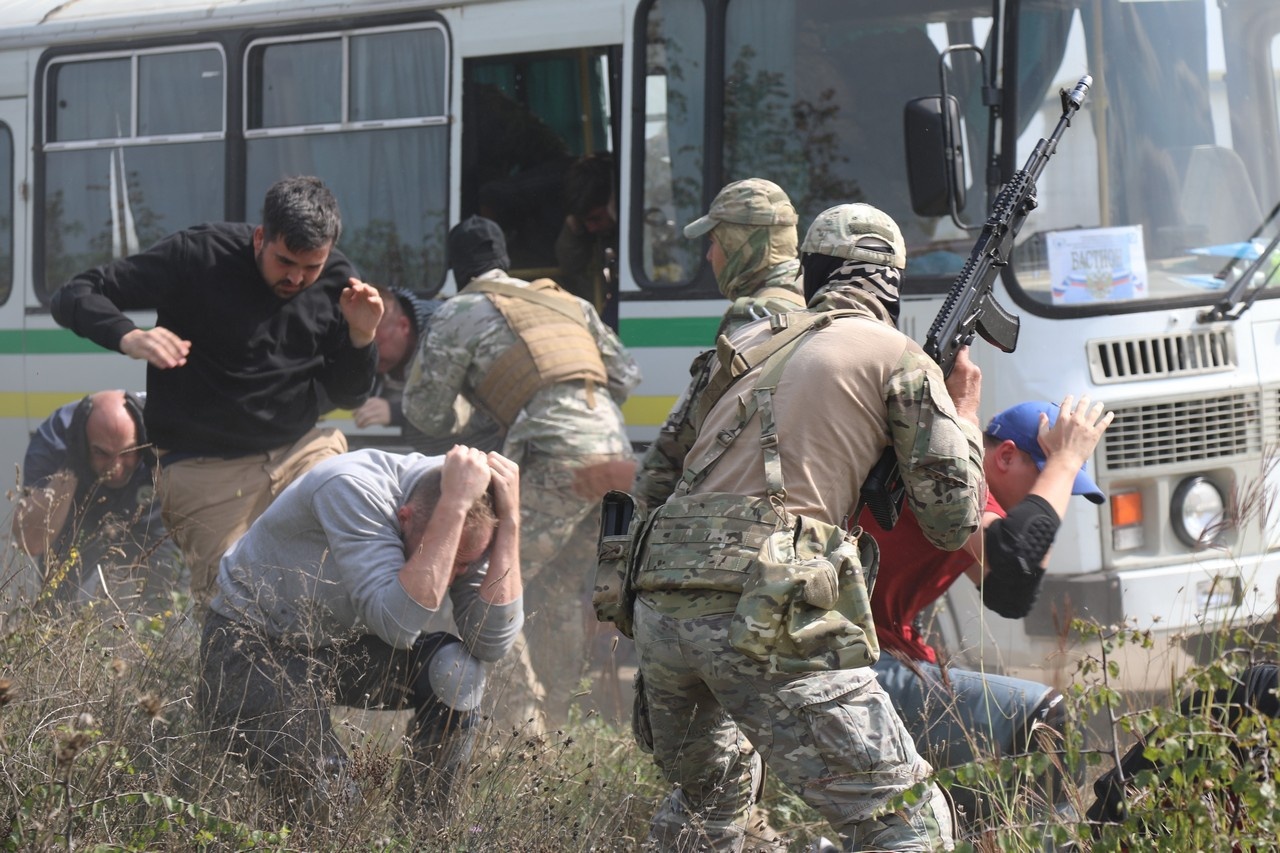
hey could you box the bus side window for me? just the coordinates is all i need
[245,24,451,294]
[40,48,226,303]
[638,0,706,289]
[0,123,11,306]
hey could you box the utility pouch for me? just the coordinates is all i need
[728,514,881,674]
[593,490,643,637]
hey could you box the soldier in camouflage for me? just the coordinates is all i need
[630,203,985,851]
[404,216,641,729]
[632,178,806,512]
[354,286,504,455]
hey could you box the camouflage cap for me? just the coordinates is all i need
[800,203,907,269]
[683,178,798,239]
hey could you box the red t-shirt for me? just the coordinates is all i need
[859,491,1003,663]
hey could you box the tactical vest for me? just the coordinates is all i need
[631,310,881,673]
[463,277,609,428]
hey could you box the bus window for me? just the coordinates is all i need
[1004,0,1280,313]
[1273,33,1280,146]
[245,24,450,293]
[462,47,614,281]
[720,2,992,287]
[637,0,706,288]
[0,123,10,306]
[41,47,226,301]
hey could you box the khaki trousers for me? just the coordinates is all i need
[158,427,347,615]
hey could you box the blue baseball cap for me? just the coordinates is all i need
[985,401,1106,504]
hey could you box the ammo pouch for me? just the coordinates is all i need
[593,490,646,637]
[728,513,880,674]
[633,492,881,674]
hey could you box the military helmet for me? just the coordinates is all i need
[800,203,906,270]
[683,178,798,238]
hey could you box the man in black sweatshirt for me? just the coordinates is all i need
[51,176,383,614]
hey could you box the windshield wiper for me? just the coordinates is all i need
[1200,200,1280,322]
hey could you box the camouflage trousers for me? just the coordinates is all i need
[487,452,635,730]
[633,595,954,852]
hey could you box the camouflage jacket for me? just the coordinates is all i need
[684,285,984,537]
[632,258,804,510]
[403,272,641,463]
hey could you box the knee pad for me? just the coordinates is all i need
[427,641,488,712]
[1015,688,1066,753]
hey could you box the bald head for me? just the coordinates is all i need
[83,391,143,488]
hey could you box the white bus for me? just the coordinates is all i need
[2,0,1279,687]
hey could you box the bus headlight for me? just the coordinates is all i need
[1170,476,1226,549]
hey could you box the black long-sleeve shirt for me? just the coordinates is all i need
[51,222,377,455]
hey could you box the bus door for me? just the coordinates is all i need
[0,96,27,449]
[459,46,621,324]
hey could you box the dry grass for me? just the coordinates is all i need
[3,473,1280,853]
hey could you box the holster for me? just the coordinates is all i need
[592,490,645,637]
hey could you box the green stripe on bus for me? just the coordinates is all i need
[5,322,716,353]
[619,316,719,347]
[0,329,108,354]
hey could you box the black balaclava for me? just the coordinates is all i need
[448,215,511,285]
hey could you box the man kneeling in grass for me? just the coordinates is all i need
[199,445,522,820]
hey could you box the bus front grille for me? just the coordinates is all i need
[1101,391,1261,472]
[1088,329,1236,384]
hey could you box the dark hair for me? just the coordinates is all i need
[406,465,498,534]
[261,176,342,252]
[563,153,614,218]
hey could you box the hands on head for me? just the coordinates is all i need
[441,445,493,506]
[441,445,519,518]
[1038,394,1114,464]
[485,450,520,523]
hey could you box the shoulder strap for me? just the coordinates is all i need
[463,278,588,326]
[695,309,863,430]
[679,311,855,499]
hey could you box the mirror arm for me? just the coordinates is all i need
[939,44,987,231]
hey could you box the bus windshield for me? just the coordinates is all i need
[1002,0,1280,317]
[637,0,1280,317]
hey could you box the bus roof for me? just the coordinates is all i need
[0,0,498,49]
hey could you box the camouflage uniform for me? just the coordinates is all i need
[404,270,641,727]
[375,289,504,455]
[632,205,983,851]
[634,179,806,511]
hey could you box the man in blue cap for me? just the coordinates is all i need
[861,389,1113,827]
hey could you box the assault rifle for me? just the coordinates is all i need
[859,74,1092,531]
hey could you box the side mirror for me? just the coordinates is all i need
[904,95,966,219]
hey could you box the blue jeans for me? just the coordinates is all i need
[872,654,1054,769]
